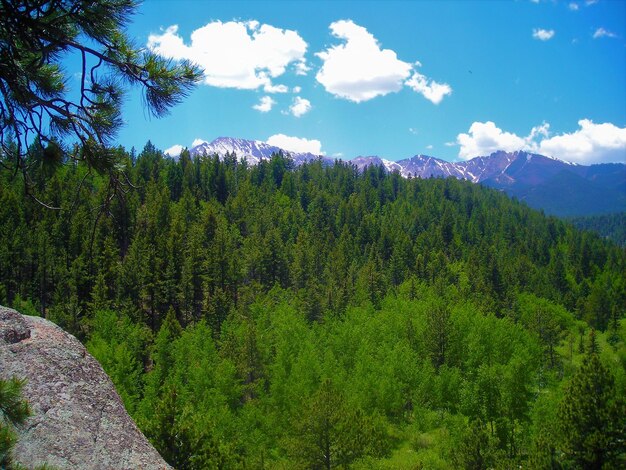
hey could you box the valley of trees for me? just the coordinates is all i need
[1,144,625,468]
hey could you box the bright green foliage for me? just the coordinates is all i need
[517,293,572,368]
[1,149,625,468]
[453,419,500,470]
[0,378,30,468]
[286,378,390,469]
[138,320,240,468]
[86,309,151,413]
[557,347,626,468]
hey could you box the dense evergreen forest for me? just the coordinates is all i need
[1,144,625,468]
[570,212,626,247]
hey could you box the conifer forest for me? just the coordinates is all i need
[1,1,625,468]
[1,147,624,468]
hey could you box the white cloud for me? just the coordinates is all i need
[568,2,579,10]
[457,121,528,159]
[538,120,626,164]
[289,96,312,117]
[164,144,184,157]
[315,20,451,104]
[148,22,308,90]
[593,27,617,39]
[292,86,302,93]
[192,138,208,147]
[253,96,276,113]
[585,0,598,5]
[405,72,452,104]
[426,144,434,150]
[456,119,626,164]
[532,28,555,41]
[267,134,324,154]
[264,83,289,93]
[444,141,457,147]
[315,20,413,102]
[528,122,550,141]
[295,61,311,75]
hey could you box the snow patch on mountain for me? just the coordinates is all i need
[190,137,334,166]
[183,137,606,190]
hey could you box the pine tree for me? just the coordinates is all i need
[425,302,452,370]
[453,418,499,470]
[289,378,388,469]
[557,343,625,468]
[0,0,202,185]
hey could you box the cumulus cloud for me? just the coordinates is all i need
[315,20,412,102]
[292,86,302,93]
[405,71,452,104]
[593,28,617,39]
[267,134,324,154]
[253,96,276,112]
[532,28,555,41]
[192,138,208,147]
[456,120,626,164]
[457,121,528,159]
[164,144,184,157]
[289,96,312,117]
[568,2,579,10]
[315,20,451,104]
[148,21,308,90]
[538,120,626,164]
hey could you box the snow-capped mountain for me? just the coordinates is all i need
[190,137,333,166]
[395,154,473,180]
[351,156,403,174]
[190,137,280,165]
[180,137,625,217]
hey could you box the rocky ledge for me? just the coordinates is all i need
[0,306,170,469]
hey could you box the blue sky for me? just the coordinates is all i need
[110,0,626,164]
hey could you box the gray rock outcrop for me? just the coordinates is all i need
[0,306,171,469]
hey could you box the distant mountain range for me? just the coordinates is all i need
[190,137,325,167]
[188,137,626,217]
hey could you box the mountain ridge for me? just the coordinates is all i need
[184,137,625,216]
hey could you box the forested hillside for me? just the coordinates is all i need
[1,144,625,468]
[570,212,626,247]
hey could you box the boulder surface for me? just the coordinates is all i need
[0,306,171,469]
